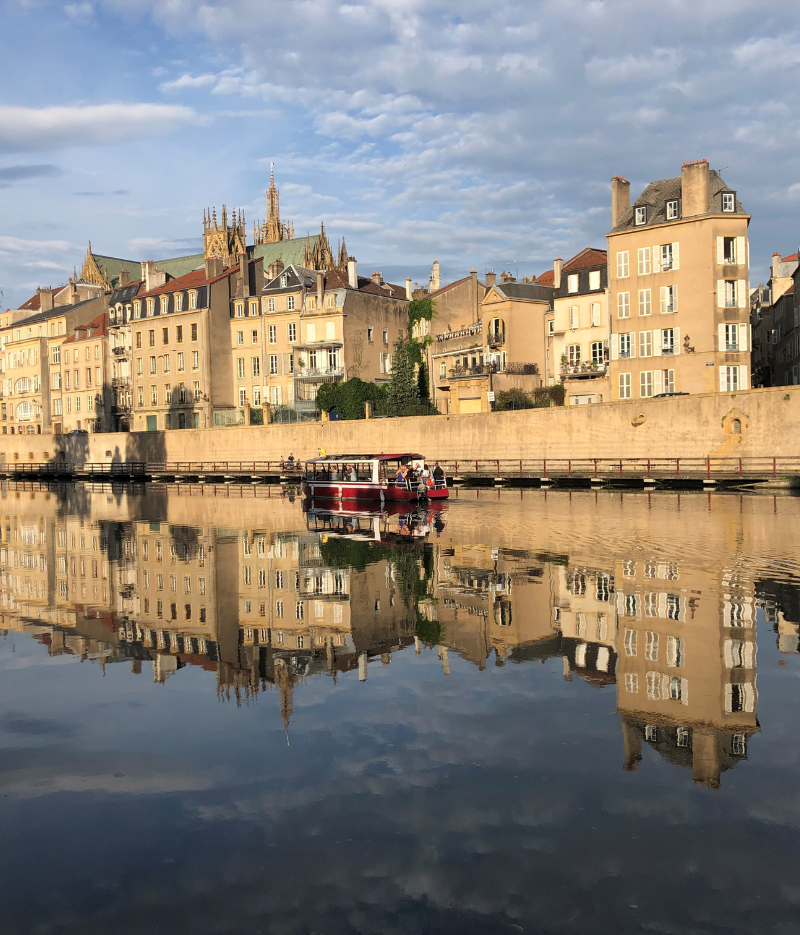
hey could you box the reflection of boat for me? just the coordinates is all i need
[304,501,435,544]
[302,453,449,502]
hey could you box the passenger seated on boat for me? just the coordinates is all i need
[330,466,340,480]
[349,467,358,481]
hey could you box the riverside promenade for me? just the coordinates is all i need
[1,385,798,488]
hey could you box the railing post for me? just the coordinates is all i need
[496,459,500,476]
[619,459,623,475]
[676,459,680,478]
[568,459,572,477]
[543,458,547,477]
[593,459,597,478]
[647,458,651,478]
[706,456,710,479]
[519,459,522,476]
[773,457,777,479]
[738,457,743,477]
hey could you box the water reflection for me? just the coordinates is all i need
[2,482,799,795]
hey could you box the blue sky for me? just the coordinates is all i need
[0,0,799,307]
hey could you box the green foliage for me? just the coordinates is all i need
[417,360,430,401]
[494,385,566,411]
[415,611,443,645]
[386,336,420,415]
[315,378,387,420]
[407,297,436,338]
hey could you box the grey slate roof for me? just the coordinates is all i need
[10,296,101,328]
[612,169,747,233]
[492,282,555,303]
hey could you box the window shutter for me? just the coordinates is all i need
[653,329,662,356]
[739,365,748,390]
[680,678,689,705]
[718,323,726,351]
[673,327,681,354]
[652,246,661,273]
[672,285,678,312]
[660,285,668,313]
[276,355,282,376]
[654,369,663,395]
[738,322,748,352]
[736,236,746,267]
[629,334,636,359]
[283,353,289,374]
[671,242,680,270]
[743,641,754,668]
[717,237,725,265]
[610,334,619,360]
[717,281,726,309]
[719,366,727,392]
[737,279,747,308]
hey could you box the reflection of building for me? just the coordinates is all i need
[613,557,758,788]
[551,564,617,685]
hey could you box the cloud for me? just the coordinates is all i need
[0,103,202,152]
[160,73,218,92]
[74,188,130,196]
[0,163,61,188]
[64,2,93,21]
[0,235,72,255]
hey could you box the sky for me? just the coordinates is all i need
[0,0,799,308]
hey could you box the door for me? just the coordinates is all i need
[146,415,157,432]
[459,398,482,414]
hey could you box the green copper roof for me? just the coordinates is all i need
[155,254,204,278]
[251,235,318,268]
[91,254,141,287]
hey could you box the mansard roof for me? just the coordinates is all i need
[62,312,109,344]
[563,247,607,271]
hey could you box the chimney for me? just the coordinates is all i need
[553,257,563,290]
[611,175,631,228]
[485,270,497,287]
[37,287,54,312]
[316,270,324,309]
[205,255,223,279]
[371,271,383,286]
[118,269,130,287]
[681,158,710,218]
[771,252,781,280]
[347,256,358,290]
[471,266,478,323]
[429,259,440,293]
[239,251,250,297]
[141,259,167,292]
[405,276,412,300]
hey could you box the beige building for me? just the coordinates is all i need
[257,259,408,417]
[51,313,114,434]
[431,272,554,414]
[608,160,751,400]
[546,248,610,405]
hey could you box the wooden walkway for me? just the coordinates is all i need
[1,457,798,488]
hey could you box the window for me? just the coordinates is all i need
[439,361,446,378]
[639,331,652,357]
[192,350,199,370]
[618,373,631,398]
[567,274,579,293]
[591,341,604,364]
[634,206,647,225]
[640,370,653,397]
[288,322,296,343]
[175,293,183,312]
[177,352,184,372]
[176,325,183,342]
[663,369,675,393]
[237,358,245,379]
[288,354,294,375]
[136,331,142,349]
[624,629,638,656]
[547,319,555,336]
[724,323,739,351]
[667,636,685,668]
[239,388,246,406]
[269,354,279,375]
[326,321,335,340]
[151,385,158,404]
[662,328,675,355]
[617,292,630,318]
[149,356,156,374]
[566,344,580,366]
[237,331,244,346]
[306,323,316,342]
[723,280,737,308]
[189,292,197,309]
[252,357,260,378]
[191,323,198,341]
[165,384,172,403]
[367,326,374,343]
[267,298,275,313]
[666,200,679,220]
[270,385,282,406]
[619,333,633,358]
[163,354,170,373]
[660,243,674,271]
[134,301,141,319]
[52,345,60,364]
[645,630,659,661]
[590,303,601,327]
[149,330,155,347]
[722,192,735,212]
[380,353,392,374]
[287,295,296,311]
[569,306,579,330]
[147,299,154,316]
[625,673,639,694]
[616,251,629,278]
[253,387,261,405]
[250,301,259,317]
[660,285,677,313]
[269,325,276,344]
[306,296,316,311]
[589,270,601,291]
[638,289,651,316]
[160,296,168,315]
[52,372,61,389]
[720,365,746,392]
[235,303,244,318]
[722,237,737,265]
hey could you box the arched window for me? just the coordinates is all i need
[15,377,32,393]
[731,418,741,434]
[16,401,34,421]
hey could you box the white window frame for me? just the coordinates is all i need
[637,247,651,276]
[618,372,631,399]
[616,251,629,278]
[617,292,630,318]
[634,206,647,225]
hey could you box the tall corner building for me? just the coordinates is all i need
[607,160,751,400]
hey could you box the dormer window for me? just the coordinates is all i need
[189,291,197,310]
[666,200,679,220]
[588,270,601,290]
[722,192,735,212]
[634,206,647,226]
[280,274,287,288]
[147,298,154,317]
[160,295,169,314]
[567,274,579,294]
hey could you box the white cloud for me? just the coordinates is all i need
[0,103,202,152]
[734,36,800,71]
[0,235,72,255]
[160,73,218,92]
[64,2,93,20]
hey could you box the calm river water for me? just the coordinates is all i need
[1,482,799,934]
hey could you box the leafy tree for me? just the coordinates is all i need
[494,388,534,410]
[417,360,430,402]
[386,336,420,415]
[315,378,386,420]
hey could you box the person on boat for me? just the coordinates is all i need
[287,453,295,465]
[396,465,406,484]
[348,465,358,481]
[433,461,445,487]
[330,465,340,480]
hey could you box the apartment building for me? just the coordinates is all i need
[546,248,610,405]
[431,272,554,414]
[258,259,408,416]
[52,313,113,434]
[131,254,262,431]
[608,160,751,400]
[107,274,144,431]
[1,292,105,435]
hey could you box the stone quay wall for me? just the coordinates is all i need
[0,385,798,468]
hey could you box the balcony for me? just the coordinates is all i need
[111,377,130,388]
[294,367,344,383]
[487,334,505,348]
[561,362,608,379]
[448,362,539,380]
[112,346,129,357]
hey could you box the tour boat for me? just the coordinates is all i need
[302,453,449,502]
[304,501,433,543]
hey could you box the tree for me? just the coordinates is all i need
[386,336,419,415]
[417,360,430,402]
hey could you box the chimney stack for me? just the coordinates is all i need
[485,270,497,287]
[371,270,383,285]
[205,255,223,280]
[405,277,412,300]
[118,269,130,287]
[37,287,54,312]
[553,257,563,290]
[611,175,631,228]
[680,158,710,218]
[429,259,440,293]
[316,270,325,309]
[347,257,358,290]
[239,251,250,297]
[771,252,781,280]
